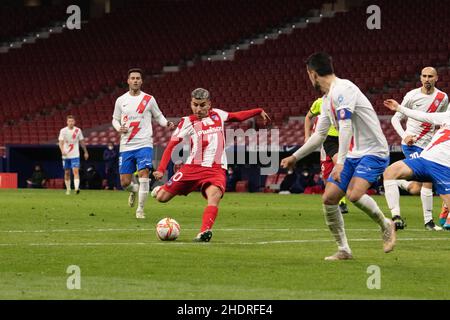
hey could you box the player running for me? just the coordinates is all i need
[58,115,89,195]
[281,52,396,260]
[151,88,270,242]
[383,99,450,230]
[305,97,349,214]
[112,68,174,219]
[386,67,448,231]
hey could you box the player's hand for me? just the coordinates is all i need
[167,121,175,130]
[383,99,400,112]
[84,152,89,160]
[280,156,297,170]
[119,125,128,134]
[403,135,417,146]
[153,171,164,180]
[331,163,344,183]
[260,111,271,126]
[61,152,67,157]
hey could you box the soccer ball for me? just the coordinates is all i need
[156,218,180,241]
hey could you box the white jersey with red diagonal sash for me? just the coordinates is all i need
[113,91,168,152]
[58,126,84,159]
[398,106,450,168]
[397,88,449,149]
[171,108,229,169]
[422,124,450,167]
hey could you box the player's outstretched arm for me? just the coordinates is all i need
[281,111,330,168]
[384,99,449,126]
[227,108,270,125]
[153,138,182,180]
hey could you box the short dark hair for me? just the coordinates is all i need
[305,52,334,76]
[66,115,75,120]
[191,88,211,100]
[127,68,143,78]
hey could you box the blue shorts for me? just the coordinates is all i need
[328,155,389,192]
[119,147,153,174]
[63,158,80,170]
[403,157,450,195]
[402,145,424,159]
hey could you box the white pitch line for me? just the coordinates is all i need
[0,237,449,247]
[0,227,438,233]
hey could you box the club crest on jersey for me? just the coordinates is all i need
[211,114,219,121]
[338,95,344,104]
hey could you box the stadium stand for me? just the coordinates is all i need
[0,0,449,156]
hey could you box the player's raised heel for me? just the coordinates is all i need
[193,230,213,242]
[324,250,353,261]
[424,220,443,231]
[383,219,396,253]
[128,192,136,207]
[135,208,145,219]
[392,215,406,230]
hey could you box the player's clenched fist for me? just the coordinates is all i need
[118,125,128,133]
[280,156,297,170]
[153,170,164,180]
[167,121,175,130]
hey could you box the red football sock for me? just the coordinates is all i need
[201,205,218,232]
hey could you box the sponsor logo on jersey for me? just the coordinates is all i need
[197,126,222,136]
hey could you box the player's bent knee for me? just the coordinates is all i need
[322,194,340,205]
[383,166,397,180]
[346,192,363,203]
[156,190,172,203]
[408,182,422,195]
[155,193,165,202]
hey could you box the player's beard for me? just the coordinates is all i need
[314,80,322,93]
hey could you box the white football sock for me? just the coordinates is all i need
[354,194,389,230]
[421,187,433,224]
[64,179,71,191]
[137,178,150,210]
[125,182,139,193]
[384,179,401,217]
[396,179,412,191]
[323,204,351,253]
[74,179,80,191]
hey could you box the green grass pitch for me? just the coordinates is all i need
[0,188,449,299]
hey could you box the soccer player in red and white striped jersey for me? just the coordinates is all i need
[152,88,270,242]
